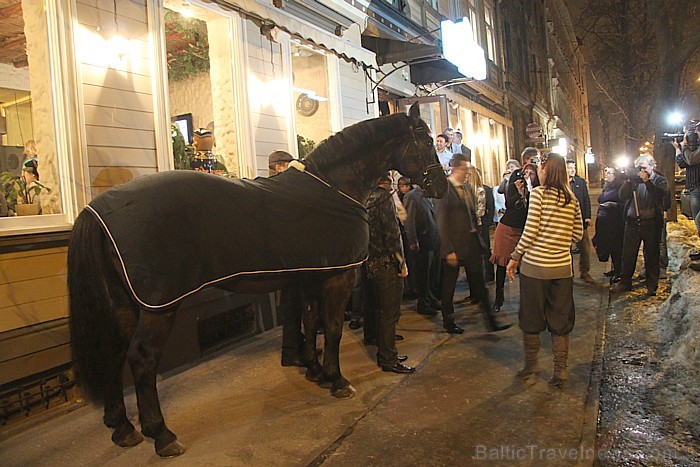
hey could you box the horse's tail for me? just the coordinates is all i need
[68,210,123,404]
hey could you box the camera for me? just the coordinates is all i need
[619,168,641,183]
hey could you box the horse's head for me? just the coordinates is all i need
[394,104,448,199]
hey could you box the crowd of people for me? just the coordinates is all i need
[264,121,699,387]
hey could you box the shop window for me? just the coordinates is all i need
[291,42,332,158]
[0,1,64,225]
[163,1,239,177]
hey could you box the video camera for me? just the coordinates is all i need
[663,120,700,148]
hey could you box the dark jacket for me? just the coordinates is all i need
[482,184,495,228]
[619,172,668,221]
[366,186,405,277]
[592,180,625,261]
[499,168,538,229]
[403,186,439,251]
[434,181,481,260]
[569,175,591,224]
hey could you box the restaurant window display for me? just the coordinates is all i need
[0,1,65,225]
[291,42,333,158]
[164,1,239,177]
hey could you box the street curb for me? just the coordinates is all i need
[577,281,610,466]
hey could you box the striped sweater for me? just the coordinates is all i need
[511,186,584,279]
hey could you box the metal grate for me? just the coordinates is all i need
[0,365,77,427]
[197,303,256,355]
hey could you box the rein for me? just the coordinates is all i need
[402,130,443,195]
[289,160,366,209]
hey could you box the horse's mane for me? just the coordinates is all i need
[304,113,412,170]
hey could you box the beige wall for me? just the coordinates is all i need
[75,0,158,196]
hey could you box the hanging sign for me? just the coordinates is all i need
[526,122,542,138]
[441,18,487,80]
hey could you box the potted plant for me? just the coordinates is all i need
[1,171,51,216]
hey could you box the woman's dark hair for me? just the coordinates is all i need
[23,159,40,181]
[540,152,572,206]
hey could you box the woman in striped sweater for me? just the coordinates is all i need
[506,152,583,388]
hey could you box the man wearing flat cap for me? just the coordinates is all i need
[267,150,308,366]
[268,150,295,177]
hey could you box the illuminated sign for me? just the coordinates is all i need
[440,18,487,80]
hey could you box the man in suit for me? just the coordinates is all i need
[434,154,511,334]
[403,183,441,315]
[452,131,472,164]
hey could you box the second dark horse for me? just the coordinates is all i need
[67,104,447,457]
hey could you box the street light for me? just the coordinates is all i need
[614,155,630,169]
[668,112,684,126]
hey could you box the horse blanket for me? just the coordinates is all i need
[86,168,368,310]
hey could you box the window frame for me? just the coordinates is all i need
[0,0,84,237]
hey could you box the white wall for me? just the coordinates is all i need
[339,60,376,127]
[245,20,291,178]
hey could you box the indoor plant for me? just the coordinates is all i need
[1,171,51,216]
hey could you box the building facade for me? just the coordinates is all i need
[0,0,592,424]
[0,0,379,423]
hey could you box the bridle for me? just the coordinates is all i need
[399,128,443,196]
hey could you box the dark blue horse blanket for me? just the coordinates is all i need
[86,168,368,310]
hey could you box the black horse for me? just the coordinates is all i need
[68,104,447,457]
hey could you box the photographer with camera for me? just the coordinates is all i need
[612,155,668,296]
[673,121,700,256]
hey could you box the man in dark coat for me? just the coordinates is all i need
[269,150,306,367]
[612,155,669,296]
[567,161,595,283]
[364,176,415,373]
[403,184,441,315]
[434,154,510,334]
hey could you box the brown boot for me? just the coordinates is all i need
[517,332,541,379]
[550,333,569,388]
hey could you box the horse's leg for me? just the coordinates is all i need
[321,270,356,398]
[126,309,185,458]
[102,254,142,447]
[302,292,324,383]
[104,304,143,447]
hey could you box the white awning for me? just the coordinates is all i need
[205,0,377,68]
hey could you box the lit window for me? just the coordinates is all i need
[0,1,66,231]
[484,3,496,61]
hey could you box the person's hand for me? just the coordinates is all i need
[584,218,591,227]
[506,258,519,281]
[410,243,419,251]
[445,252,458,268]
[515,179,526,195]
[672,140,681,150]
[399,264,408,278]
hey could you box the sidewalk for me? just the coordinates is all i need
[0,255,609,466]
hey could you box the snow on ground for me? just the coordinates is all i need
[660,216,700,367]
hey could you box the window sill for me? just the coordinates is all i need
[0,215,72,252]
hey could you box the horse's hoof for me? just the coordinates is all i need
[305,368,323,383]
[156,440,186,458]
[112,427,144,447]
[331,384,356,399]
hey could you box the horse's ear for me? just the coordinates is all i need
[408,103,421,122]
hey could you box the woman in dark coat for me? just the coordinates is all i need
[592,167,625,280]
[490,163,538,312]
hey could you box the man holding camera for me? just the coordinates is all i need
[612,155,669,296]
[673,122,700,257]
